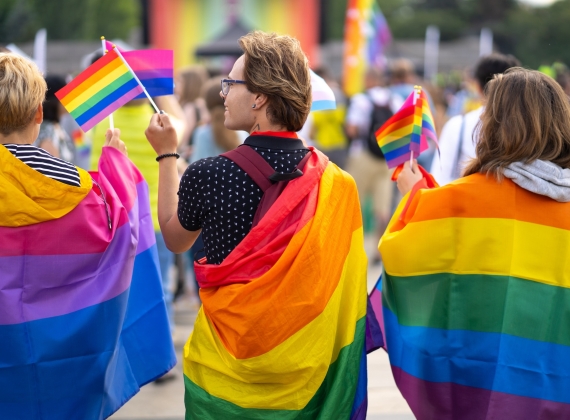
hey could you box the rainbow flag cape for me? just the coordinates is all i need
[342,0,391,96]
[104,40,174,99]
[375,86,437,168]
[183,150,369,419]
[378,173,570,419]
[0,145,175,419]
[55,48,144,132]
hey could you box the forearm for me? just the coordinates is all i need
[157,158,180,230]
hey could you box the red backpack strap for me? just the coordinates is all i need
[221,145,274,192]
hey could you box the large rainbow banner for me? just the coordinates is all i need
[0,145,175,419]
[379,173,570,419]
[183,150,369,419]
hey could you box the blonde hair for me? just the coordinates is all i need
[202,77,240,152]
[464,68,570,178]
[0,53,46,136]
[238,31,311,132]
[177,65,208,105]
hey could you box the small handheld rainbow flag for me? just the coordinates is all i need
[55,48,144,132]
[375,86,438,168]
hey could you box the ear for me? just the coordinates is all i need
[253,93,269,109]
[34,103,43,125]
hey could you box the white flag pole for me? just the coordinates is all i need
[112,44,160,114]
[100,36,114,130]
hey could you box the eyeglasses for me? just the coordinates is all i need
[220,78,246,96]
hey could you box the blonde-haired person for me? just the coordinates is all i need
[0,53,175,417]
[144,31,369,418]
[382,68,570,419]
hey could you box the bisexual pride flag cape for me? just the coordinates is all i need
[379,173,570,419]
[183,150,369,419]
[0,145,175,419]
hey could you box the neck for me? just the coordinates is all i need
[0,125,37,145]
[248,121,287,134]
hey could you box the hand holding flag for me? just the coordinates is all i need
[375,86,438,169]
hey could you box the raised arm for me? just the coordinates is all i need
[145,113,200,253]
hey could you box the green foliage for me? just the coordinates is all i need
[498,0,570,68]
[0,0,140,43]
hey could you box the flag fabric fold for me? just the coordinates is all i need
[378,173,570,419]
[183,150,369,419]
[0,145,175,419]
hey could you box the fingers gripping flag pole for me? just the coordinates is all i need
[112,44,161,114]
[101,36,115,130]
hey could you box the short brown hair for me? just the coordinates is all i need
[0,53,46,136]
[464,68,570,178]
[238,31,311,132]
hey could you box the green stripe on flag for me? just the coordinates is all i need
[184,317,365,420]
[384,272,570,347]
[70,71,133,119]
[381,136,412,153]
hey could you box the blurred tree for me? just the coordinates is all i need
[0,0,140,43]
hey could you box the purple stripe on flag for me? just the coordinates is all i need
[80,85,143,132]
[392,366,570,420]
[136,69,173,80]
[132,181,156,255]
[386,152,413,169]
[350,396,368,420]
[369,287,387,350]
[0,221,134,325]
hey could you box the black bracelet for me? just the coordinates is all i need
[156,153,180,162]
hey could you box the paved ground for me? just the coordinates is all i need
[111,246,415,420]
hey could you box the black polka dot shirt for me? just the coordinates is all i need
[178,134,309,265]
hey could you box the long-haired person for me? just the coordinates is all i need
[144,31,370,419]
[0,53,173,419]
[382,68,570,420]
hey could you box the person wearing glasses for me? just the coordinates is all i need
[145,31,369,419]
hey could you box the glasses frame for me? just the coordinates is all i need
[220,78,246,96]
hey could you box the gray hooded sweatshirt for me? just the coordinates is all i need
[503,160,570,202]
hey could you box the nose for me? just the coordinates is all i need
[219,90,226,99]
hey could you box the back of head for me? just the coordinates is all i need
[202,77,240,152]
[238,31,311,132]
[474,53,521,92]
[364,67,384,89]
[390,58,415,84]
[0,53,46,136]
[465,68,570,178]
[43,75,67,122]
[178,65,209,105]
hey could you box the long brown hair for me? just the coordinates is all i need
[202,77,240,152]
[177,65,208,106]
[464,68,570,178]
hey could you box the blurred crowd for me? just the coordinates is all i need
[17,47,570,341]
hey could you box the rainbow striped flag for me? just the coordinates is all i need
[104,40,174,99]
[183,150,369,419]
[379,173,570,419]
[0,145,175,419]
[343,0,391,96]
[55,48,144,132]
[376,86,437,168]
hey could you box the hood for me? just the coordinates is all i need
[504,160,570,202]
[0,144,92,227]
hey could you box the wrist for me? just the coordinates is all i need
[156,152,180,162]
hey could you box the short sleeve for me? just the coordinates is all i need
[177,159,209,231]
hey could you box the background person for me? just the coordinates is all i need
[430,53,521,185]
